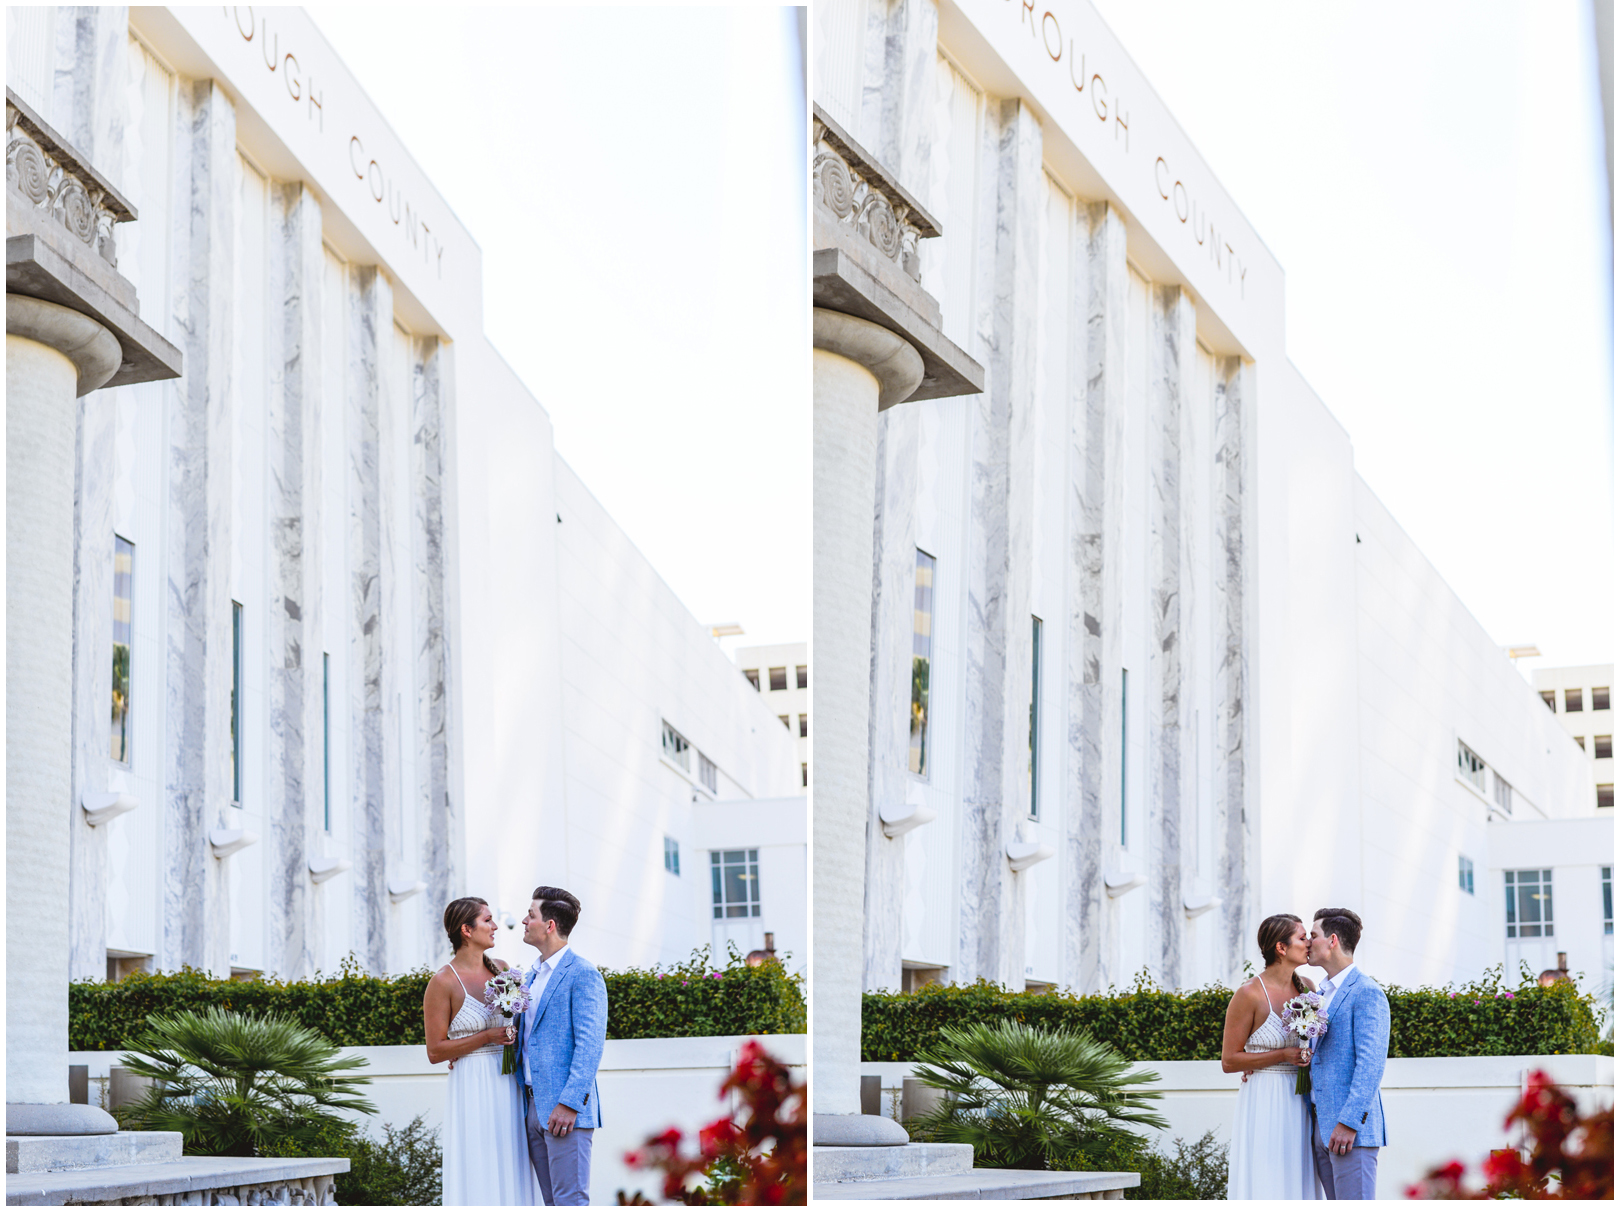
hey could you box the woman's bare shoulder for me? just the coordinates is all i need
[494,958,510,971]
[1300,975,1317,992]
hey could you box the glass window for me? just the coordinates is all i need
[711,848,761,918]
[1595,736,1613,760]
[1029,616,1042,819]
[698,751,717,794]
[1493,772,1513,815]
[1594,687,1610,711]
[801,762,808,788]
[231,601,243,804]
[111,536,134,764]
[1504,869,1553,938]
[1603,867,1612,935]
[769,667,788,691]
[778,714,790,729]
[1576,736,1587,751]
[798,714,808,738]
[1540,690,1557,712]
[1566,689,1584,713]
[743,668,760,691]
[796,665,808,689]
[1457,741,1486,793]
[664,837,681,876]
[1599,785,1614,809]
[1458,855,1475,895]
[661,721,691,771]
[910,548,936,776]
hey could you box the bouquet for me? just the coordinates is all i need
[1280,991,1328,1096]
[484,967,530,1075]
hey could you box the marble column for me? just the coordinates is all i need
[956,97,1041,989]
[1065,201,1129,994]
[1214,357,1252,980]
[266,181,325,979]
[1147,286,1194,989]
[412,338,456,959]
[813,308,920,1142]
[858,0,937,199]
[349,266,391,974]
[7,294,121,1132]
[162,78,236,977]
[863,401,921,993]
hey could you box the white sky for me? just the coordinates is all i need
[1091,0,1614,672]
[309,7,810,651]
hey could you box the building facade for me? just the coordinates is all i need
[9,5,801,989]
[1536,664,1614,807]
[735,642,812,790]
[812,0,1604,1014]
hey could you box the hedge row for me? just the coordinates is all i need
[863,967,1602,1062]
[70,948,804,1051]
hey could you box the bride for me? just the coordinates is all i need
[424,897,539,1206]
[1222,913,1323,1200]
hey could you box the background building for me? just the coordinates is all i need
[8,6,804,994]
[1536,664,1614,807]
[735,642,812,790]
[811,0,1605,1029]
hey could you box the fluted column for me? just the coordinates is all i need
[813,308,919,1143]
[7,295,121,1132]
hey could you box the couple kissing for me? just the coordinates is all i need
[1222,908,1390,1201]
[424,886,609,1206]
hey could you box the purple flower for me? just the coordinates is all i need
[1450,993,1458,998]
[714,972,723,980]
[1506,993,1515,1000]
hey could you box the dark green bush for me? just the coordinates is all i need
[864,967,1600,1062]
[263,1115,442,1206]
[72,948,804,1051]
[1059,1130,1229,1200]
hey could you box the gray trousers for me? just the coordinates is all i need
[1310,1116,1378,1200]
[525,1102,593,1206]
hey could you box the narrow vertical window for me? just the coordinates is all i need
[909,548,936,776]
[110,536,134,764]
[1602,867,1612,936]
[1120,667,1129,847]
[231,601,243,805]
[1028,615,1042,819]
[322,652,331,832]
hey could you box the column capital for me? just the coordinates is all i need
[6,294,119,396]
[814,308,924,409]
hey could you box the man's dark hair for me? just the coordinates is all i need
[1314,907,1362,954]
[532,886,581,937]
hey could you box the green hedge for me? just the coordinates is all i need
[70,948,804,1052]
[864,968,1601,1062]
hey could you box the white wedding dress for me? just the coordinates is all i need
[1226,978,1322,1200]
[441,966,539,1206]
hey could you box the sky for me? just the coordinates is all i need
[309,7,810,652]
[1091,0,1614,672]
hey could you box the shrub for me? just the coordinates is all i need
[264,1115,442,1206]
[71,948,805,1051]
[115,1007,375,1157]
[863,967,1599,1062]
[1057,1130,1229,1200]
[904,1020,1164,1171]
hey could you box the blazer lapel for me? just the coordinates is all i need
[531,953,576,1031]
[1328,970,1364,1019]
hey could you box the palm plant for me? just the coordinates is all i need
[116,1006,376,1157]
[906,1019,1166,1171]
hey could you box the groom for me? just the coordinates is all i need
[519,886,609,1206]
[1307,907,1390,1200]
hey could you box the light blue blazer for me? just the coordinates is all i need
[520,948,608,1130]
[1309,968,1390,1148]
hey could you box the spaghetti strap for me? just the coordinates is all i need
[1255,976,1274,1014]
[445,964,470,1001]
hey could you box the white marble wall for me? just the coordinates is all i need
[854,27,1257,996]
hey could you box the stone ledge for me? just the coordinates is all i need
[812,1167,1139,1200]
[5,1155,347,1206]
[7,1131,181,1175]
[813,1142,973,1181]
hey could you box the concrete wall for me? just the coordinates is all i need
[864,1054,1614,1199]
[76,1034,804,1204]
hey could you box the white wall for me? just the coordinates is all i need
[76,1035,804,1205]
